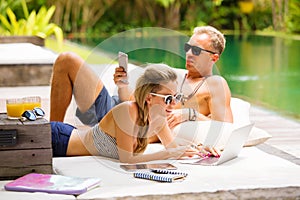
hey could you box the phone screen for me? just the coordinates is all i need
[118,51,128,72]
[120,163,177,172]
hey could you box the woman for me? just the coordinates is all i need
[51,64,200,163]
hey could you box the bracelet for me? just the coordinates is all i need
[188,108,197,121]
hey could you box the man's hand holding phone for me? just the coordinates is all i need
[114,52,132,102]
[114,52,129,85]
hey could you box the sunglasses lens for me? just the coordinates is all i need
[192,46,201,56]
[184,43,201,56]
[165,95,173,105]
[184,43,191,53]
[34,108,45,117]
[22,111,36,121]
[175,94,183,103]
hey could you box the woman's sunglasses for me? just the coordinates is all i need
[184,43,216,56]
[150,93,184,105]
[22,108,45,121]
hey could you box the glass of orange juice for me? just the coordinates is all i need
[22,96,42,110]
[6,98,24,119]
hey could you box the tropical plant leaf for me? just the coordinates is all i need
[35,31,47,38]
[43,5,56,26]
[6,8,18,33]
[36,6,47,26]
[0,14,12,30]
[21,0,29,19]
[53,25,64,49]
[17,19,27,35]
[41,23,56,36]
[25,11,36,35]
[0,1,63,47]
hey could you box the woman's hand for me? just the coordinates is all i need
[197,144,221,157]
[165,145,200,159]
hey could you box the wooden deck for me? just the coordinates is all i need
[249,105,300,164]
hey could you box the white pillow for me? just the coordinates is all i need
[230,97,251,128]
[173,120,233,149]
[173,120,272,149]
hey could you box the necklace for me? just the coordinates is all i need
[179,74,210,105]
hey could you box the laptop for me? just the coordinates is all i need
[182,123,253,166]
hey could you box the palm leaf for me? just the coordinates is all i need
[6,7,18,33]
[35,31,47,39]
[25,11,36,35]
[0,14,11,30]
[21,0,29,18]
[36,6,47,26]
[17,19,27,35]
[53,26,64,50]
[43,5,55,26]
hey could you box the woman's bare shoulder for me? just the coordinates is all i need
[111,101,138,121]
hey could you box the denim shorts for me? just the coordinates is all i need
[51,121,76,157]
[75,86,120,127]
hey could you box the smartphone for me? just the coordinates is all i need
[118,51,128,72]
[120,163,177,172]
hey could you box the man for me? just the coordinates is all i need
[50,26,232,155]
[167,26,233,129]
[114,26,233,131]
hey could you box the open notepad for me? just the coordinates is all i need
[133,169,188,183]
[4,173,102,195]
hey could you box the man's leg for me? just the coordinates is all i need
[50,52,103,122]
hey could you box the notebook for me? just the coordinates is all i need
[4,173,102,195]
[133,169,188,183]
[181,123,254,166]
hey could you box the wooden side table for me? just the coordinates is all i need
[0,113,52,180]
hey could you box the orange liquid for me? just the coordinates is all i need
[6,103,24,118]
[23,102,41,110]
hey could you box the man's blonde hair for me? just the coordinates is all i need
[193,26,226,55]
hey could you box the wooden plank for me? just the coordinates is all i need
[0,124,51,149]
[0,114,51,150]
[0,36,45,46]
[0,148,52,167]
[250,105,300,158]
[0,165,53,179]
[0,64,52,86]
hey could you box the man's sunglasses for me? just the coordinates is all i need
[22,108,45,121]
[184,43,217,56]
[150,93,184,105]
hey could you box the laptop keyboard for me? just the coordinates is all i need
[194,156,220,165]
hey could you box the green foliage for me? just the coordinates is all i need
[286,0,300,33]
[0,0,63,48]
[155,0,175,8]
[13,0,297,38]
[247,3,272,31]
[0,0,23,16]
